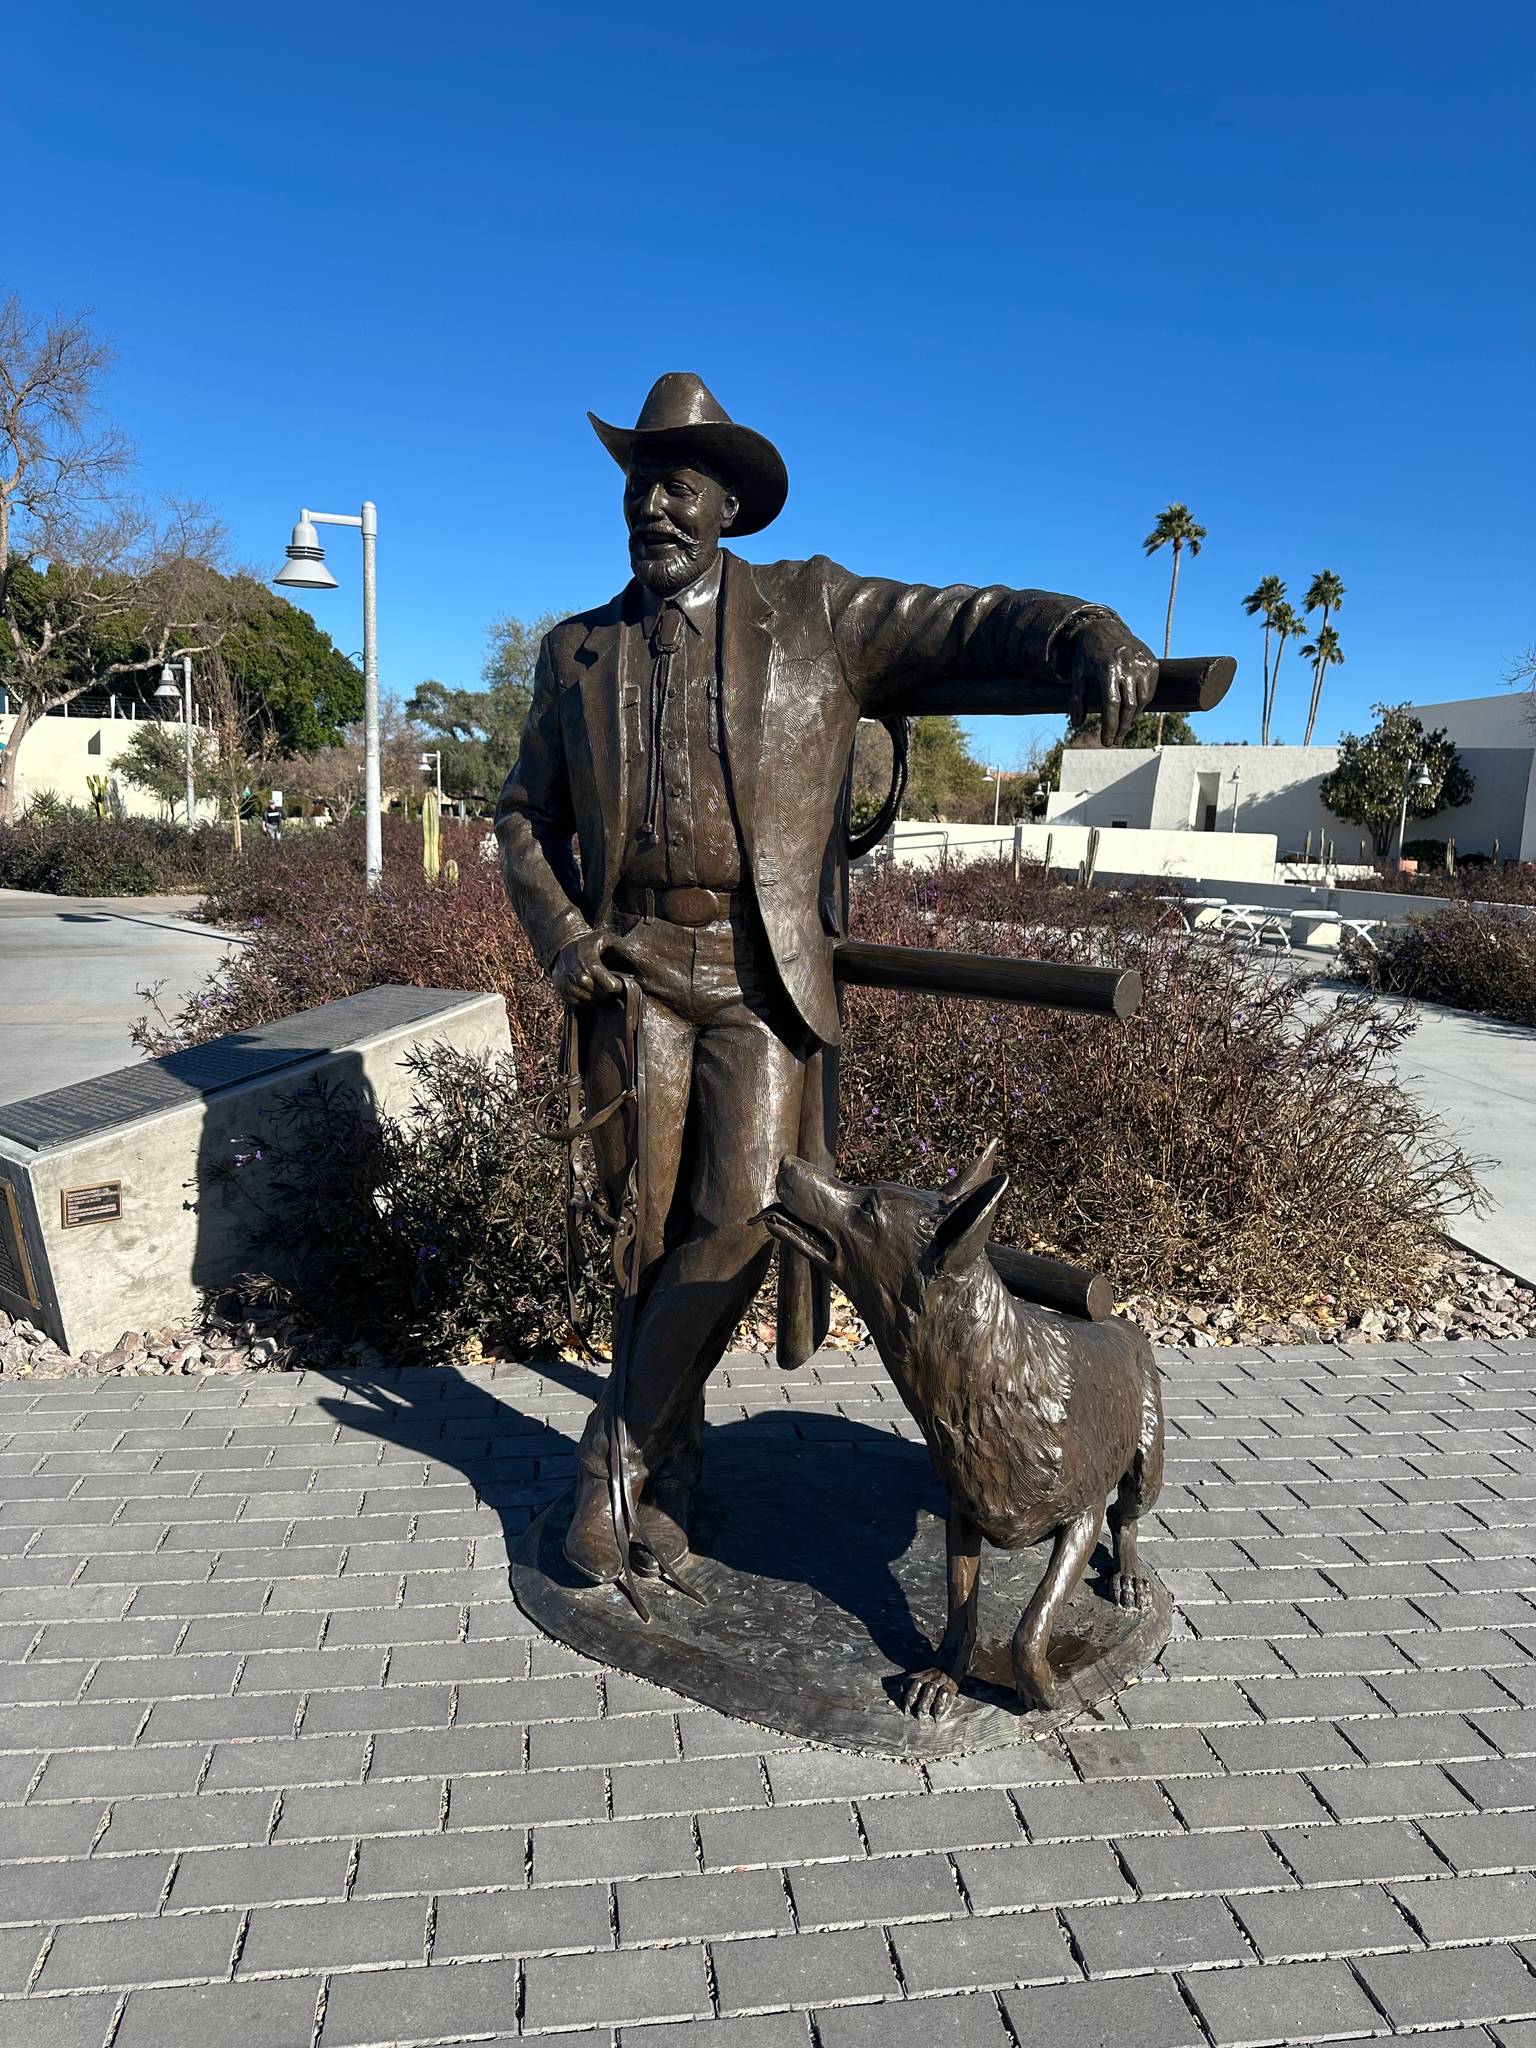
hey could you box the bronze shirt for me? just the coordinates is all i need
[621,554,743,891]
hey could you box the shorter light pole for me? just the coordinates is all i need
[155,656,195,830]
[1229,764,1242,832]
[419,750,443,803]
[1396,759,1435,860]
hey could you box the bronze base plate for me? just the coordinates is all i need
[512,1431,1172,1757]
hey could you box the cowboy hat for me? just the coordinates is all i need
[587,372,788,537]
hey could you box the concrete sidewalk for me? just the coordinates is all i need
[1292,959,1536,1285]
[0,892,246,1106]
[3,1337,1536,2046]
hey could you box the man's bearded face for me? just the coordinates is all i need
[624,454,738,597]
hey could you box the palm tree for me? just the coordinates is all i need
[1301,569,1346,742]
[1299,623,1344,742]
[1242,575,1286,744]
[1267,600,1303,739]
[1143,503,1208,743]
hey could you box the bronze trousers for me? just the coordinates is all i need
[580,910,810,1489]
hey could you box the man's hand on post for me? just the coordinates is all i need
[552,930,625,1005]
[1066,616,1160,746]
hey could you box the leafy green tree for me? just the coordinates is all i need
[1320,702,1474,856]
[1038,710,1198,795]
[900,715,991,821]
[219,579,362,754]
[111,719,221,821]
[1242,576,1286,745]
[406,611,558,806]
[1301,568,1346,742]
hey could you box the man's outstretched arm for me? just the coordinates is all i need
[820,562,1158,743]
[494,643,592,970]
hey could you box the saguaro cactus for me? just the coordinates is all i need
[422,789,441,881]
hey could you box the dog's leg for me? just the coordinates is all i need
[1110,1360,1166,1608]
[901,1500,981,1719]
[1010,1508,1099,1711]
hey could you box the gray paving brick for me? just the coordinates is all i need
[0,1990,119,2047]
[1067,1725,1219,1779]
[353,1825,526,1897]
[814,1994,1012,2045]
[608,1754,765,1819]
[433,1881,610,1958]
[699,1802,865,1869]
[274,1776,444,1841]
[1013,1779,1176,1840]
[713,1924,897,2012]
[0,1923,44,1991]
[239,1895,428,1973]
[1184,1957,1383,2046]
[444,1769,605,1833]
[0,1801,106,1860]
[1235,1879,1419,1958]
[892,1910,1076,1993]
[37,1908,241,1991]
[1308,1758,1475,1820]
[32,1746,203,1803]
[1422,1809,1536,1872]
[373,1724,523,1781]
[167,1838,351,1908]
[1001,1973,1203,2048]
[857,1789,1020,1855]
[115,1972,323,2048]
[1167,1772,1331,1831]
[1395,1870,1536,1943]
[788,1852,959,1928]
[318,1957,520,2044]
[1358,1942,1536,2028]
[523,1940,709,2030]
[533,1813,698,1885]
[528,1713,676,1769]
[0,1851,170,1926]
[1447,1756,1536,1808]
[958,1840,1133,1912]
[202,1733,367,1791]
[1068,1894,1250,1974]
[1115,1830,1298,1898]
[617,1869,791,1945]
[140,1693,302,1745]
[1203,1721,1361,1773]
[764,1750,921,1802]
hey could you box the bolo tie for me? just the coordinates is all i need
[640,601,684,843]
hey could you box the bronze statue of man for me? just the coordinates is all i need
[496,372,1159,1590]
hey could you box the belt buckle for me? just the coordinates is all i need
[669,887,716,925]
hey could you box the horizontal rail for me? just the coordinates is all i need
[832,940,1142,1019]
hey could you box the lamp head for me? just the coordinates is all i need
[1413,762,1434,793]
[274,515,339,592]
[154,665,179,699]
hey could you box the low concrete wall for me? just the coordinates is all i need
[885,820,1280,886]
[0,986,511,1355]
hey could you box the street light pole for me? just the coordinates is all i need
[274,502,381,888]
[155,655,197,832]
[1229,765,1242,832]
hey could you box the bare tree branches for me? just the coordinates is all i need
[0,298,232,822]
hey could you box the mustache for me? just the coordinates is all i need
[631,524,691,549]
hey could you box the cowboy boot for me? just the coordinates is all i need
[563,1413,624,1585]
[632,1476,692,1577]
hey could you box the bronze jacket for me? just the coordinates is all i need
[495,549,1111,1048]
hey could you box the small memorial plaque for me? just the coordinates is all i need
[60,1182,123,1230]
[1,1185,39,1306]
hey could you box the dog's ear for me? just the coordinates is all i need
[929,1172,1009,1276]
[946,1141,1001,1202]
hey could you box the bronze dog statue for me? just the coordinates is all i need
[759,1147,1164,1716]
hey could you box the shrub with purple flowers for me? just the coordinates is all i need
[137,831,1482,1355]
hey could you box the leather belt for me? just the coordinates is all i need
[615,884,742,926]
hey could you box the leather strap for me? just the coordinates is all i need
[615,884,741,925]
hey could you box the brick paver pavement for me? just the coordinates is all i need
[3,1338,1536,2044]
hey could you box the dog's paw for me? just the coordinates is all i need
[1114,1571,1151,1610]
[900,1668,959,1718]
[1011,1646,1058,1712]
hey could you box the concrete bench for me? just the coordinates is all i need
[0,985,511,1355]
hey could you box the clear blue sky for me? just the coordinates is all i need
[10,2,1533,764]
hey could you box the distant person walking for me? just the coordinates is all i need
[261,800,284,844]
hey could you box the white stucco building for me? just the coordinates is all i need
[1045,693,1536,861]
